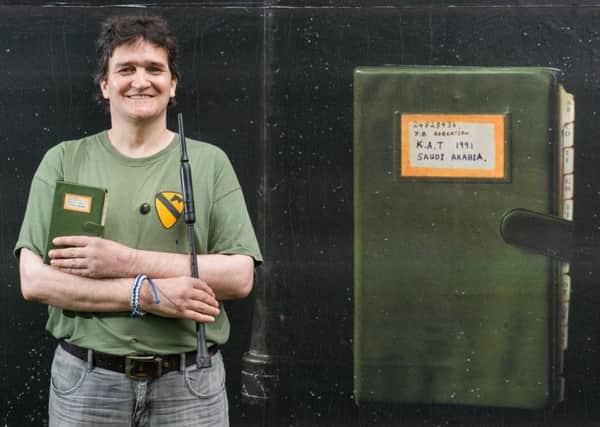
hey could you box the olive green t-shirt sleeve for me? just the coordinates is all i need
[207,150,263,264]
[14,144,65,257]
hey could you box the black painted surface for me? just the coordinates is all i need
[3,2,600,426]
[262,6,600,426]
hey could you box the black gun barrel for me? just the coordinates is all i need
[178,113,211,369]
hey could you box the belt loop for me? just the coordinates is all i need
[179,353,186,372]
[86,349,94,372]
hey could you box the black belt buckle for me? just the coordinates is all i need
[125,355,163,380]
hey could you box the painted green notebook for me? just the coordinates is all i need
[354,66,574,409]
[43,181,108,264]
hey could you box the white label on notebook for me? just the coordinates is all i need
[401,114,505,179]
[64,193,92,214]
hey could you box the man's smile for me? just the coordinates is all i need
[127,94,154,99]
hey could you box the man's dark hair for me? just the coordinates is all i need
[94,15,180,107]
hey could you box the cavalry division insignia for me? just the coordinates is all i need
[155,191,184,229]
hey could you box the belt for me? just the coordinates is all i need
[59,340,218,380]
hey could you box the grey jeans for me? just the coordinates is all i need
[48,344,229,426]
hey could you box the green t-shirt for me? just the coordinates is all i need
[15,131,262,355]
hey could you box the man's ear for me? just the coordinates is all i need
[100,80,109,99]
[170,78,177,98]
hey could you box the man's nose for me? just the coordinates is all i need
[131,69,151,88]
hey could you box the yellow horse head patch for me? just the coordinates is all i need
[155,191,184,229]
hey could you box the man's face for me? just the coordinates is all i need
[100,38,176,123]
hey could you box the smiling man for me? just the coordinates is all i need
[14,15,262,426]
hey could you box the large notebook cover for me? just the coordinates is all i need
[354,67,565,408]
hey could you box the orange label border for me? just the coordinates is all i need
[63,193,93,214]
[400,114,506,179]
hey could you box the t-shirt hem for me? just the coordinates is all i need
[13,241,41,259]
[217,249,263,265]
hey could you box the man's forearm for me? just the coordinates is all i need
[20,247,221,322]
[20,248,131,312]
[48,236,255,300]
[130,250,255,300]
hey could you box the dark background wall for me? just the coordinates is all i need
[3,1,600,426]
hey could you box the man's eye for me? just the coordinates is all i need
[118,67,135,74]
[147,67,163,74]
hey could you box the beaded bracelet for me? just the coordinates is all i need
[130,274,161,318]
[130,274,146,317]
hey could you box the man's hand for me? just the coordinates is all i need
[48,236,135,279]
[140,276,220,323]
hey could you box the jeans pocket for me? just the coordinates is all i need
[184,352,226,399]
[50,345,88,396]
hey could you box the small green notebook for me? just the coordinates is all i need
[43,181,108,264]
